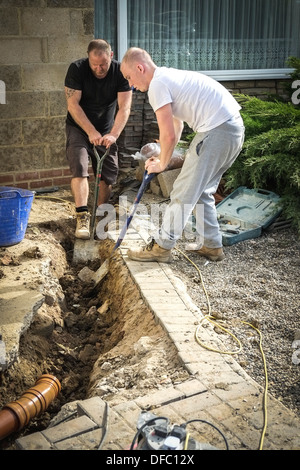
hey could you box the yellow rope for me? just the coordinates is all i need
[175,247,268,450]
[239,319,268,450]
[184,432,190,450]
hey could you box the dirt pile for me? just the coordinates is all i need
[0,191,189,448]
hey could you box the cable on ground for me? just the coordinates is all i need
[175,247,268,450]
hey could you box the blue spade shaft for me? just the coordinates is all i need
[113,171,156,251]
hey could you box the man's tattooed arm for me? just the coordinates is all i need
[65,87,77,100]
[64,86,101,144]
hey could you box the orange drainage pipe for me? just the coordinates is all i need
[0,374,61,440]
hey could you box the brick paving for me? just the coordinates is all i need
[15,230,300,451]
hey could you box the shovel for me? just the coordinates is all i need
[78,170,156,286]
[73,145,110,264]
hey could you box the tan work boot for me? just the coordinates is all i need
[194,245,225,261]
[75,211,90,239]
[196,246,225,261]
[127,239,172,263]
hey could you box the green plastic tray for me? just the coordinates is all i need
[217,187,282,246]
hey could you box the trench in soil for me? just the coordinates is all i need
[0,217,189,449]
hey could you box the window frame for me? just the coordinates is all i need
[96,0,295,81]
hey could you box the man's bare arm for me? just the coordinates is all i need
[65,87,102,145]
[173,116,184,145]
[101,90,133,148]
[145,104,184,174]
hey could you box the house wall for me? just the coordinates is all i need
[0,0,94,191]
[0,2,291,190]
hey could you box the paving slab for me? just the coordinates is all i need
[0,236,64,370]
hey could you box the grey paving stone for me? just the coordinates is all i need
[41,415,97,444]
[16,432,52,450]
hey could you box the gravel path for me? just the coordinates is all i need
[171,228,300,416]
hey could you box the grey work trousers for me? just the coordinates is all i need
[155,114,245,250]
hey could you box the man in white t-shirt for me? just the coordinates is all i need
[121,48,244,262]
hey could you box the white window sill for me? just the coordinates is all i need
[201,68,294,81]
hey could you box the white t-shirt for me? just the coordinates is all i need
[148,67,241,133]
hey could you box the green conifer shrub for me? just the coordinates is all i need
[225,95,300,232]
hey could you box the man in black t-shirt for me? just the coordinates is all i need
[65,39,132,239]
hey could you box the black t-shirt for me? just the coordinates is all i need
[65,58,131,135]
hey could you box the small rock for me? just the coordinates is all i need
[44,294,55,306]
[23,247,43,258]
[215,382,230,391]
[78,344,94,362]
[97,300,110,315]
[294,329,300,342]
[101,361,112,371]
[0,254,13,265]
[134,337,152,355]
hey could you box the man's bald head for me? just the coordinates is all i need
[122,47,155,67]
[121,48,156,93]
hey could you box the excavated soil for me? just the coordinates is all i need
[0,188,189,448]
[0,179,300,449]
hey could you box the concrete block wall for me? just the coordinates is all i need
[0,2,291,190]
[0,0,94,191]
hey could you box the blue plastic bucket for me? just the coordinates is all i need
[0,186,35,247]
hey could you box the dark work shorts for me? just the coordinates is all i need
[66,123,119,186]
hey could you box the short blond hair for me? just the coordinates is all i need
[122,47,154,66]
